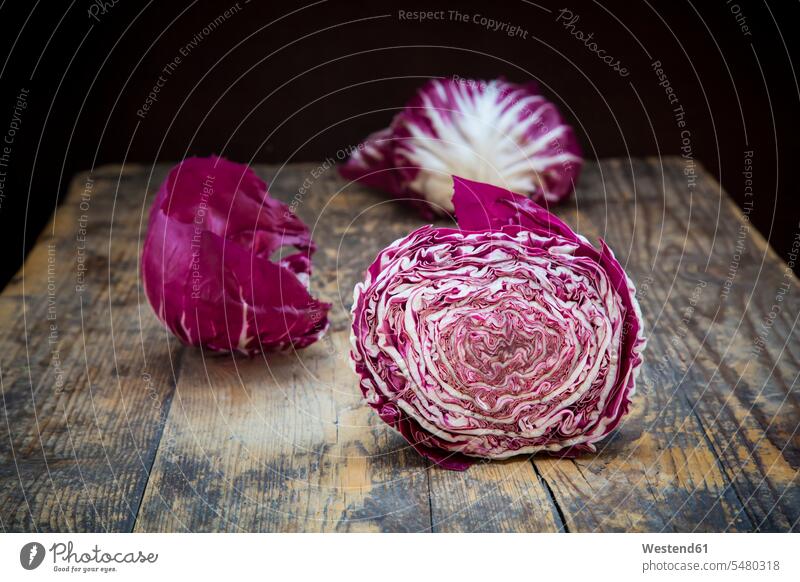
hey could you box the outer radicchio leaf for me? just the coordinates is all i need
[142,156,330,355]
[350,177,645,470]
[340,78,582,216]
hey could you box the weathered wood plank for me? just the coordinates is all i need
[0,166,181,531]
[427,459,563,532]
[665,164,800,531]
[134,331,432,532]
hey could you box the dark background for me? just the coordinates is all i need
[0,0,797,289]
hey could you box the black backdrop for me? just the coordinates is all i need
[0,0,797,288]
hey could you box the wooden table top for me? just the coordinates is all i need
[1,158,798,532]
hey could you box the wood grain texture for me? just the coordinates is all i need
[0,165,180,532]
[134,333,432,532]
[1,157,797,532]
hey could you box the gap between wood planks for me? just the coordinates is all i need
[532,461,570,532]
[130,346,185,531]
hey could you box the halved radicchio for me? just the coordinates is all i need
[142,156,330,355]
[340,78,582,217]
[350,177,645,470]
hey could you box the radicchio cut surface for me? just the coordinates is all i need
[350,177,645,470]
[340,78,582,217]
[142,156,330,355]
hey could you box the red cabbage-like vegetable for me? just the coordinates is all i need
[142,156,330,355]
[341,78,582,217]
[350,177,645,470]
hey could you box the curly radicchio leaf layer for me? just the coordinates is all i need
[142,156,330,355]
[340,78,582,217]
[350,177,645,470]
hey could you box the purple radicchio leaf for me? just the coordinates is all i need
[142,155,330,355]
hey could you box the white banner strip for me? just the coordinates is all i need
[1,533,798,580]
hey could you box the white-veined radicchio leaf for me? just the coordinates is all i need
[341,78,582,217]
